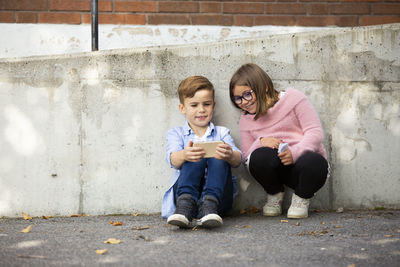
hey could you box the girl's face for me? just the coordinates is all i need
[233,85,257,114]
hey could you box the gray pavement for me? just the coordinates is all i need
[0,210,399,267]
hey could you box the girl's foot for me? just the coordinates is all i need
[263,191,284,216]
[287,193,310,219]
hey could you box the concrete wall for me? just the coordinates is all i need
[0,23,399,217]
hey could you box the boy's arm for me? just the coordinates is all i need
[170,140,205,169]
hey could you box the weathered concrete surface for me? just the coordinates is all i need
[0,23,399,217]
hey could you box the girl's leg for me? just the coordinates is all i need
[248,147,285,194]
[285,152,328,198]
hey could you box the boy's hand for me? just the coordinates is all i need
[278,149,293,165]
[215,143,233,161]
[183,141,205,162]
[260,137,282,149]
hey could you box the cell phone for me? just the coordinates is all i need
[193,141,223,158]
[278,143,289,153]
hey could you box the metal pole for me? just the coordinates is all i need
[91,0,98,51]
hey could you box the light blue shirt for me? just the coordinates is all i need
[162,121,242,218]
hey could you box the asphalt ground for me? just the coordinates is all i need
[0,210,399,267]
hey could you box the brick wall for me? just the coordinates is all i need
[0,0,399,27]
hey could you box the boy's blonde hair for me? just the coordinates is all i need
[178,76,215,104]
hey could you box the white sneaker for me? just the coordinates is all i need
[287,193,310,219]
[263,191,285,216]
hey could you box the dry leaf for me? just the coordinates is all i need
[95,249,108,255]
[109,221,124,226]
[296,222,301,226]
[104,238,121,244]
[138,235,150,241]
[249,207,259,214]
[239,209,247,215]
[280,220,289,223]
[132,225,150,231]
[132,213,139,216]
[42,216,53,219]
[242,225,251,228]
[21,225,31,233]
[334,225,340,228]
[321,221,325,225]
[17,254,45,259]
[347,264,355,267]
[71,214,89,217]
[22,212,32,220]
[384,234,393,237]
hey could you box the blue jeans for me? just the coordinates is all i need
[174,158,233,216]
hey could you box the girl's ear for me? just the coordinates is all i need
[179,103,186,114]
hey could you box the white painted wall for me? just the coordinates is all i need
[0,23,399,217]
[0,24,329,59]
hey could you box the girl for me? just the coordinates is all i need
[229,63,329,219]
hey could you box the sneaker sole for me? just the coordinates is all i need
[287,214,308,219]
[200,214,223,228]
[263,211,282,217]
[167,214,191,228]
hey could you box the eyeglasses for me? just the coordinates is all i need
[233,90,253,105]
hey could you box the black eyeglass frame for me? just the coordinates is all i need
[233,90,254,105]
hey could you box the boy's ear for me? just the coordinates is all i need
[179,103,186,114]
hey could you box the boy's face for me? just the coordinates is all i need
[179,89,215,131]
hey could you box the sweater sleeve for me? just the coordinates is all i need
[290,97,324,162]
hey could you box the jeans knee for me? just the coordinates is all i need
[208,158,229,169]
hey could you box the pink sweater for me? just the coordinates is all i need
[239,88,327,162]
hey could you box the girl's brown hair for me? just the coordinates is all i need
[229,63,279,120]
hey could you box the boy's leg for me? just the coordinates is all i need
[168,159,207,228]
[198,158,231,228]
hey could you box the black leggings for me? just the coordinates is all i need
[248,147,328,199]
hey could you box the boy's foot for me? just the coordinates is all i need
[287,193,310,219]
[263,191,284,216]
[167,194,196,228]
[198,195,223,228]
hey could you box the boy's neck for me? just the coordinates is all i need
[188,123,210,138]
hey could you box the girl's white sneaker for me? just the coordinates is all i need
[287,193,310,219]
[263,191,285,216]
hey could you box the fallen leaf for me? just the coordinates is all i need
[249,207,259,214]
[132,213,139,216]
[132,225,150,231]
[138,235,150,241]
[22,212,32,220]
[42,216,53,219]
[95,249,108,255]
[296,222,301,226]
[17,254,45,259]
[239,209,247,215]
[104,238,121,244]
[242,225,251,228]
[347,264,356,267]
[334,225,340,228]
[321,221,325,225]
[21,225,31,233]
[109,221,124,226]
[384,234,393,237]
[280,220,289,223]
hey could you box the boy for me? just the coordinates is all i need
[162,76,242,228]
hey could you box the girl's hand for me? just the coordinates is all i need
[215,143,233,161]
[260,137,282,149]
[183,141,205,162]
[278,149,293,165]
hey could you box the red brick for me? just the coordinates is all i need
[3,0,47,11]
[39,13,81,24]
[148,14,190,24]
[360,15,400,25]
[255,15,296,26]
[342,0,380,2]
[296,16,358,26]
[309,4,329,15]
[374,4,400,15]
[99,14,125,24]
[16,12,37,23]
[115,1,156,12]
[200,2,222,13]
[0,12,14,22]
[99,1,113,12]
[126,14,146,24]
[50,0,90,11]
[159,2,199,13]
[191,14,233,25]
[223,3,264,14]
[266,4,307,15]
[330,4,371,15]
[234,15,254,26]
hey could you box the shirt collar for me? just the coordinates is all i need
[183,120,215,136]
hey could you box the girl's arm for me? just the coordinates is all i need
[290,97,324,162]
